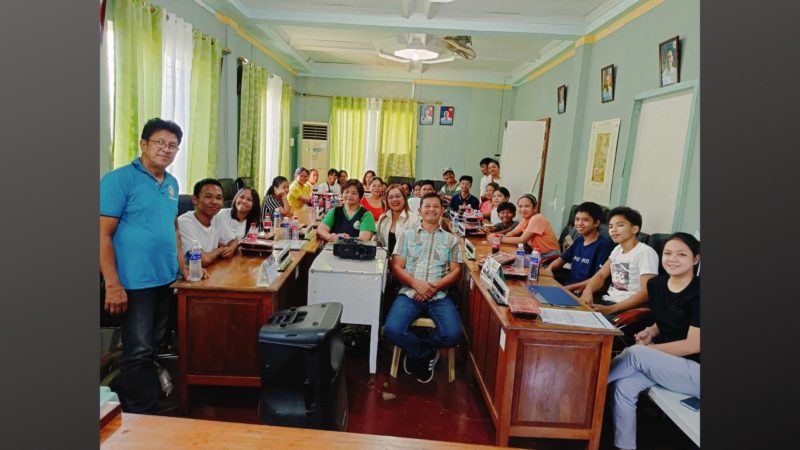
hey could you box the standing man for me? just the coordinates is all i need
[438,167,459,204]
[478,157,494,201]
[100,118,201,413]
[384,193,463,383]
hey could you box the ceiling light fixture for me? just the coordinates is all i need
[394,44,439,61]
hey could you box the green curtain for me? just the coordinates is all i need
[237,62,267,193]
[377,98,418,178]
[109,0,162,169]
[278,83,293,179]
[329,96,366,179]
[187,32,222,186]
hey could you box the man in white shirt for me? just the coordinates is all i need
[478,157,494,201]
[580,206,659,316]
[178,178,238,267]
[661,48,678,86]
[317,168,342,195]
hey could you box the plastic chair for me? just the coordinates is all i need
[389,317,456,382]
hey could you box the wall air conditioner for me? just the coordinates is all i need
[299,122,329,175]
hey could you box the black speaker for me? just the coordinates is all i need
[258,303,348,431]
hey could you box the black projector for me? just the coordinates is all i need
[332,238,377,260]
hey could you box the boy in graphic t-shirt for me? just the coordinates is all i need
[580,206,659,316]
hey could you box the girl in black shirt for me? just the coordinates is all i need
[606,232,700,450]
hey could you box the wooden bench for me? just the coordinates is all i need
[647,385,700,447]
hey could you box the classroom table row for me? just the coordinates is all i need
[166,210,621,449]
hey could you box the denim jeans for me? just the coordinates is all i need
[384,294,463,359]
[121,284,173,413]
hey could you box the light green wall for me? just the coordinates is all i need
[99,0,297,179]
[510,0,700,233]
[294,77,511,187]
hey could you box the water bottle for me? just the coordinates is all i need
[273,210,281,231]
[528,247,541,282]
[156,364,173,397]
[291,216,300,240]
[452,216,460,234]
[188,241,202,281]
[281,217,290,240]
[515,244,526,269]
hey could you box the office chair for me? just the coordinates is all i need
[235,177,253,191]
[387,176,415,187]
[177,194,194,216]
[218,178,236,208]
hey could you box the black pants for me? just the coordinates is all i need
[121,284,173,413]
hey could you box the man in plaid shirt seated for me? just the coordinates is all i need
[384,192,463,383]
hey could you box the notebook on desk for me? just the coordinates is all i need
[272,239,306,251]
[527,285,580,308]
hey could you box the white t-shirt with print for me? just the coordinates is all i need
[178,211,236,256]
[603,242,659,303]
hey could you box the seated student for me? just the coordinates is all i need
[360,176,386,219]
[338,169,349,187]
[482,202,519,235]
[317,168,342,195]
[308,168,320,191]
[541,201,613,291]
[438,167,459,203]
[489,187,511,224]
[480,182,499,219]
[384,193,463,383]
[478,157,494,201]
[362,170,376,190]
[494,194,560,258]
[217,187,262,239]
[287,167,313,211]
[607,232,700,450]
[411,180,423,199]
[316,179,376,242]
[449,175,481,212]
[408,179,436,212]
[178,178,238,267]
[261,176,292,221]
[376,184,420,255]
[580,207,659,316]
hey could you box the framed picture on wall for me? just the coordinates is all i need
[419,104,435,125]
[440,106,454,126]
[601,64,615,103]
[557,85,567,114]
[659,36,680,87]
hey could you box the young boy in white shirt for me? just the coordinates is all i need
[580,206,659,316]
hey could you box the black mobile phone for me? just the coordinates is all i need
[679,396,700,412]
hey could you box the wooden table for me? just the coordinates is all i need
[101,413,515,449]
[171,207,323,413]
[459,235,621,449]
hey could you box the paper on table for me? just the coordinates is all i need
[538,308,617,330]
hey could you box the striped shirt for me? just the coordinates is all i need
[393,225,462,301]
[262,195,284,221]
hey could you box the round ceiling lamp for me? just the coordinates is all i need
[394,45,439,61]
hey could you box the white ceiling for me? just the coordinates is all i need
[207,0,639,84]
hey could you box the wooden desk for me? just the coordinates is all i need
[460,235,621,449]
[101,413,514,449]
[171,250,309,413]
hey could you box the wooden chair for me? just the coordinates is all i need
[389,317,456,382]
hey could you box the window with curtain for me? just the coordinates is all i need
[237,61,268,194]
[187,32,222,186]
[264,75,284,188]
[278,83,293,178]
[329,96,418,180]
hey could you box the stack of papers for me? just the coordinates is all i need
[538,308,617,330]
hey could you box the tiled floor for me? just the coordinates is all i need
[175,338,697,450]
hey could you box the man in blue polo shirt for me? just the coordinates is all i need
[100,118,200,414]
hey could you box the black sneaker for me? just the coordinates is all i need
[402,352,415,376]
[415,350,440,384]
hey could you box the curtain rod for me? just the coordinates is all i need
[294,91,441,105]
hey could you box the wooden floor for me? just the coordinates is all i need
[153,335,697,450]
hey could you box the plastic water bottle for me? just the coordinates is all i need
[273,210,281,231]
[515,244,526,269]
[452,216,460,234]
[281,217,290,240]
[291,216,300,240]
[528,247,541,282]
[188,241,202,281]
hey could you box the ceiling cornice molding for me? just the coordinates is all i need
[297,65,512,88]
[214,12,299,76]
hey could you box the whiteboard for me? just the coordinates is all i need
[625,91,693,233]
[499,120,548,204]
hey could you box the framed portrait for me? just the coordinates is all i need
[440,106,454,126]
[659,36,680,87]
[582,117,621,206]
[419,104,434,125]
[601,64,615,103]
[557,85,567,114]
